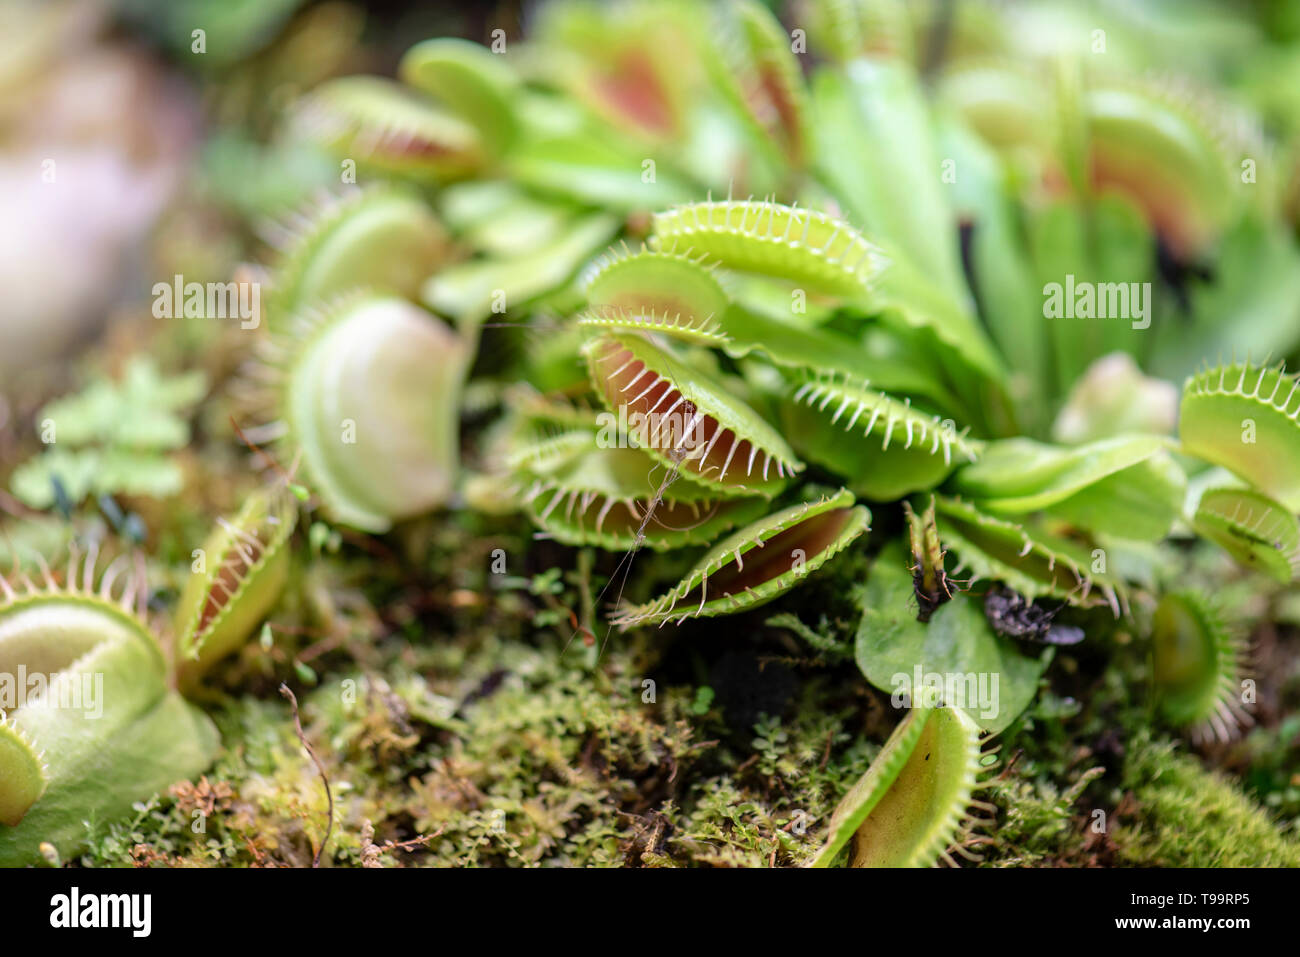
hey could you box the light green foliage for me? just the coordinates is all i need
[0,565,219,866]
[10,359,207,509]
[855,542,1050,733]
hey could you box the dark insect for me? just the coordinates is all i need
[983,586,1085,645]
[912,562,957,623]
[905,499,961,623]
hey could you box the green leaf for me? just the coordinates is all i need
[854,542,1049,733]
[10,448,101,509]
[948,434,1183,540]
[812,58,966,303]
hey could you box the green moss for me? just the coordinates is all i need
[983,766,1105,867]
[1114,732,1300,867]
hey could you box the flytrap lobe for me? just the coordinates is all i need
[932,495,1125,615]
[0,549,218,866]
[251,293,469,532]
[1191,486,1300,584]
[518,445,767,552]
[810,705,994,868]
[262,186,450,324]
[781,370,979,500]
[1151,592,1254,745]
[175,487,297,692]
[292,38,520,183]
[651,198,887,299]
[580,243,732,344]
[1180,361,1300,511]
[583,332,802,498]
[291,76,485,181]
[611,488,869,628]
[1079,77,1244,260]
[707,0,814,170]
[398,37,520,155]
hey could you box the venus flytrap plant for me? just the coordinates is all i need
[781,371,979,500]
[809,704,994,868]
[718,303,964,412]
[611,488,869,628]
[1151,592,1254,744]
[583,332,802,498]
[80,0,1300,867]
[0,550,219,866]
[1079,77,1246,262]
[706,0,814,174]
[651,198,887,299]
[291,75,487,182]
[582,243,731,330]
[398,38,521,157]
[261,186,451,326]
[175,487,297,693]
[529,0,697,145]
[1190,487,1300,584]
[249,293,468,532]
[932,496,1125,614]
[1179,360,1300,510]
[519,446,766,552]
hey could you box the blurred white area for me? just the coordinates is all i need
[0,0,195,375]
[1052,352,1178,444]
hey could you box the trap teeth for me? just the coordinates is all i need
[611,489,868,628]
[651,199,886,299]
[584,332,801,498]
[175,487,297,692]
[582,244,730,332]
[782,373,977,500]
[810,705,987,868]
[1180,361,1300,511]
[516,446,766,553]
[575,304,729,348]
[1152,592,1253,744]
[1191,486,1300,584]
[0,555,219,865]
